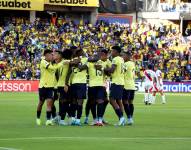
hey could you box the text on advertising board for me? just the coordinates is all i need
[0,0,44,11]
[45,0,99,7]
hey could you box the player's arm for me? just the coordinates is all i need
[104,64,117,74]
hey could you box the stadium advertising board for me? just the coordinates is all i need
[45,0,99,7]
[0,80,191,93]
[0,80,39,92]
[135,82,191,93]
[0,0,44,11]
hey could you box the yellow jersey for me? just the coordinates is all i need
[124,61,136,90]
[56,59,70,87]
[111,56,124,86]
[71,57,88,84]
[88,60,105,87]
[39,59,58,88]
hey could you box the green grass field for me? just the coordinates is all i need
[0,92,191,150]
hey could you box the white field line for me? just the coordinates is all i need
[0,147,21,150]
[0,137,191,142]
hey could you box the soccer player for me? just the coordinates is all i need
[153,65,166,104]
[54,49,72,125]
[70,48,88,126]
[105,46,126,126]
[143,64,157,105]
[36,49,58,126]
[122,52,136,125]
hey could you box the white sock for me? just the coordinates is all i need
[162,95,166,103]
[144,93,149,102]
[152,96,156,104]
[148,93,152,103]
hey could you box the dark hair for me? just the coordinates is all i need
[148,64,153,70]
[112,46,121,53]
[44,49,52,56]
[101,48,109,54]
[62,49,73,59]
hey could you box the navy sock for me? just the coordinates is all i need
[85,101,91,117]
[51,105,56,118]
[77,105,83,119]
[70,104,77,118]
[97,103,104,118]
[115,108,123,119]
[129,104,134,117]
[61,102,69,120]
[37,111,41,119]
[124,104,131,119]
[91,103,97,119]
[46,111,51,120]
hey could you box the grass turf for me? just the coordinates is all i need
[0,92,191,150]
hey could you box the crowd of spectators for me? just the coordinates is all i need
[0,18,191,81]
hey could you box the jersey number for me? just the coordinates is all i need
[96,69,103,76]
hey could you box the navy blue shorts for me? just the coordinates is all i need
[71,83,87,99]
[57,87,68,101]
[88,86,106,101]
[122,89,135,101]
[110,84,124,100]
[39,88,54,101]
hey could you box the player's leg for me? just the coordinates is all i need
[70,84,78,125]
[45,88,54,126]
[96,87,105,126]
[127,90,135,125]
[36,88,45,125]
[110,84,126,126]
[84,87,92,124]
[122,89,131,124]
[102,87,109,124]
[52,89,58,119]
[160,90,166,104]
[58,88,69,125]
[144,84,149,105]
[76,84,87,126]
[152,91,157,104]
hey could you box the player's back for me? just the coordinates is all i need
[144,69,156,83]
[156,69,163,84]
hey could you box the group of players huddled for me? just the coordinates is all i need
[36,46,136,126]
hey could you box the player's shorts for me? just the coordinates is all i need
[53,89,58,101]
[144,82,153,91]
[39,88,54,101]
[57,87,68,101]
[122,89,135,101]
[88,86,106,101]
[71,83,87,99]
[110,83,124,100]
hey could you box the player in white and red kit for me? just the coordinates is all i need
[143,64,157,105]
[153,65,166,104]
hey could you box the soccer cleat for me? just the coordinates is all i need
[75,119,82,126]
[90,119,98,126]
[59,120,68,126]
[127,118,134,126]
[45,120,54,126]
[162,101,166,104]
[84,117,89,125]
[145,101,148,105]
[52,115,61,124]
[118,117,126,126]
[36,119,41,126]
[71,117,76,126]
